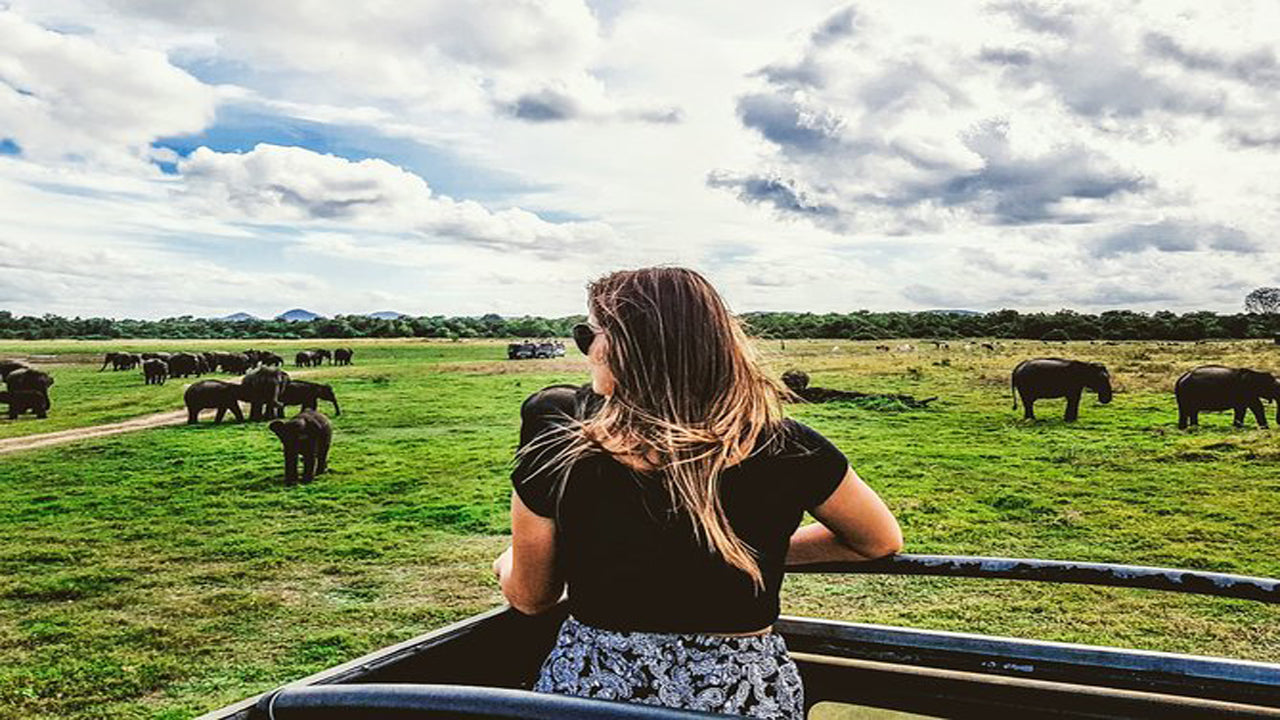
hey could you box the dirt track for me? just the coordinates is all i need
[0,410,189,455]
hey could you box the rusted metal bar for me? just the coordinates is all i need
[787,554,1280,603]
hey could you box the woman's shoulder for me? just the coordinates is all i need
[521,383,605,423]
[760,417,844,459]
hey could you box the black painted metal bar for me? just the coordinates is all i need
[787,554,1280,603]
[253,684,729,719]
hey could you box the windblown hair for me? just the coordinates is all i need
[518,266,794,590]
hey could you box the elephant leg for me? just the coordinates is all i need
[1064,391,1082,422]
[1189,411,1199,427]
[230,403,244,422]
[249,402,262,421]
[1178,406,1189,430]
[35,405,46,419]
[317,435,330,475]
[187,407,199,425]
[301,446,317,483]
[1250,400,1268,428]
[282,448,298,485]
[1233,405,1246,427]
[214,406,226,424]
[1020,392,1035,420]
[7,408,16,420]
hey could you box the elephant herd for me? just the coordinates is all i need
[183,366,339,486]
[1010,357,1280,428]
[0,359,54,419]
[184,367,340,424]
[99,347,354,385]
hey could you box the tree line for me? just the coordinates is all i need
[2,308,1280,341]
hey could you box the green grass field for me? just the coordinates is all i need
[1,338,1277,719]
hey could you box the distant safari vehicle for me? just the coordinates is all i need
[200,554,1279,719]
[507,341,566,360]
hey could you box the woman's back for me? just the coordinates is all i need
[513,383,849,633]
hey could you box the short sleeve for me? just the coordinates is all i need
[510,385,581,518]
[780,419,850,510]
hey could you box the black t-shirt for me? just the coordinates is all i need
[510,383,849,633]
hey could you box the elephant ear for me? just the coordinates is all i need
[268,420,286,437]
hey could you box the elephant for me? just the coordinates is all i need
[1011,358,1113,421]
[241,365,290,420]
[168,352,203,378]
[333,348,354,366]
[269,409,332,485]
[260,352,284,366]
[142,359,168,385]
[280,380,340,415]
[0,390,49,419]
[1175,365,1280,429]
[184,380,245,424]
[5,367,54,401]
[0,359,30,379]
[141,352,172,362]
[220,353,252,374]
[120,353,142,371]
[294,350,319,367]
[310,349,332,365]
[100,352,129,371]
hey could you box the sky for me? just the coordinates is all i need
[1,0,1278,319]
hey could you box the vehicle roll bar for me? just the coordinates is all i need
[253,684,728,719]
[787,553,1280,603]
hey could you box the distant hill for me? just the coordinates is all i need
[219,312,259,322]
[368,311,407,320]
[276,308,323,322]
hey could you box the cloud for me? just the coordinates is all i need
[177,143,620,260]
[74,0,676,125]
[1091,221,1260,258]
[0,10,218,167]
[712,1,1280,238]
[706,171,841,226]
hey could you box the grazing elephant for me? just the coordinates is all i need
[333,348,354,365]
[141,352,172,362]
[1175,365,1280,429]
[0,390,49,419]
[220,353,252,374]
[280,380,340,415]
[269,409,332,485]
[5,367,54,400]
[142,359,168,385]
[294,350,319,367]
[241,366,290,420]
[100,352,128,371]
[168,352,203,378]
[0,359,30,379]
[1012,358,1113,421]
[184,380,245,424]
[260,352,284,366]
[310,349,332,365]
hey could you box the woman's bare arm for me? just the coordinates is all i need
[786,467,903,566]
[494,491,564,614]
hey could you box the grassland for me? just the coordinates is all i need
[0,337,1278,719]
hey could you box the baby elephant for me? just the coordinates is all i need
[269,409,332,485]
[0,390,50,419]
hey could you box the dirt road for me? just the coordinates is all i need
[0,410,190,456]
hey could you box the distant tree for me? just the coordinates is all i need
[1244,287,1280,314]
[1041,328,1070,341]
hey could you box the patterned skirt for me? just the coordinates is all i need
[533,616,805,719]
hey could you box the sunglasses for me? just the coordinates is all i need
[572,323,600,355]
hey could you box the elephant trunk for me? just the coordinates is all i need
[329,392,340,416]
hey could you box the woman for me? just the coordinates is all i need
[494,267,903,719]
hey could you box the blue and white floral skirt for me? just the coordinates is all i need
[533,615,805,719]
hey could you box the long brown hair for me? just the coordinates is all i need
[518,266,793,590]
